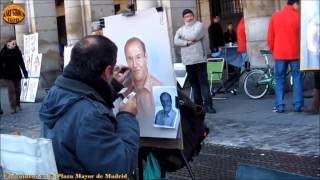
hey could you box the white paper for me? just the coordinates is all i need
[103,8,179,138]
[20,78,39,103]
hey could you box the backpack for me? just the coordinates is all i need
[151,88,209,172]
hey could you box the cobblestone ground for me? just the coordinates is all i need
[170,144,320,179]
[205,93,320,156]
[1,87,319,179]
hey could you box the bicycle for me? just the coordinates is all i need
[243,50,294,99]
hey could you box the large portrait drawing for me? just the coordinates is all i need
[103,8,180,139]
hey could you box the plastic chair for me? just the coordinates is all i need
[207,58,225,94]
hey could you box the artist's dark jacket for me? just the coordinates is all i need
[0,45,28,80]
[39,64,139,175]
[208,22,225,52]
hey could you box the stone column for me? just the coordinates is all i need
[199,0,211,55]
[30,0,61,90]
[84,0,114,35]
[64,0,84,45]
[136,0,158,11]
[242,0,277,68]
[13,0,28,48]
[0,0,15,46]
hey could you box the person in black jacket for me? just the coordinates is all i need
[208,16,225,53]
[0,38,28,113]
[224,22,237,44]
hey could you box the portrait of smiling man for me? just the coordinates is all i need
[155,92,177,128]
[124,37,162,122]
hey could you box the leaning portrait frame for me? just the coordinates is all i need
[300,0,320,71]
[153,86,179,129]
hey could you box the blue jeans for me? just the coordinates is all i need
[274,60,304,111]
[241,53,249,73]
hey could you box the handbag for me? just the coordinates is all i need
[0,134,58,179]
[152,88,209,172]
[143,153,162,179]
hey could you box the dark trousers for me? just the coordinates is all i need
[6,80,21,110]
[186,63,213,108]
[314,72,320,90]
[0,86,2,111]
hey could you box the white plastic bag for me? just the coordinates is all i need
[0,134,58,179]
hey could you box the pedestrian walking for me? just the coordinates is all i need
[0,38,28,114]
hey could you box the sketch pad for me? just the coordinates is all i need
[104,8,183,149]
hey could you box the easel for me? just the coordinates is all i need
[137,128,196,180]
[103,5,197,180]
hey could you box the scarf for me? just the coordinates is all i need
[63,64,116,107]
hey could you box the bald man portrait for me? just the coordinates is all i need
[124,37,162,122]
[155,92,177,128]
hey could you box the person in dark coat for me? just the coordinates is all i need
[39,35,139,176]
[208,15,225,53]
[224,22,237,44]
[0,38,28,113]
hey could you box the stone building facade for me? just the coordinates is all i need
[0,0,289,89]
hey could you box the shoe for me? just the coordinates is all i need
[230,89,237,95]
[275,109,284,113]
[205,106,216,114]
[294,106,304,112]
[0,109,3,115]
[273,107,284,113]
[10,108,17,114]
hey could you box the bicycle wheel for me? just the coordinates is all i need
[244,70,269,99]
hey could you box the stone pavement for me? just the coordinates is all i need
[0,86,319,179]
[170,144,320,179]
[205,92,320,156]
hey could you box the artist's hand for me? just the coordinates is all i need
[119,95,138,116]
[113,65,130,84]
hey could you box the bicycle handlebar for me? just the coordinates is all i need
[260,50,272,55]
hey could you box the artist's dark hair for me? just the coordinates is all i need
[70,35,117,74]
[124,37,146,55]
[287,0,299,5]
[160,92,172,102]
